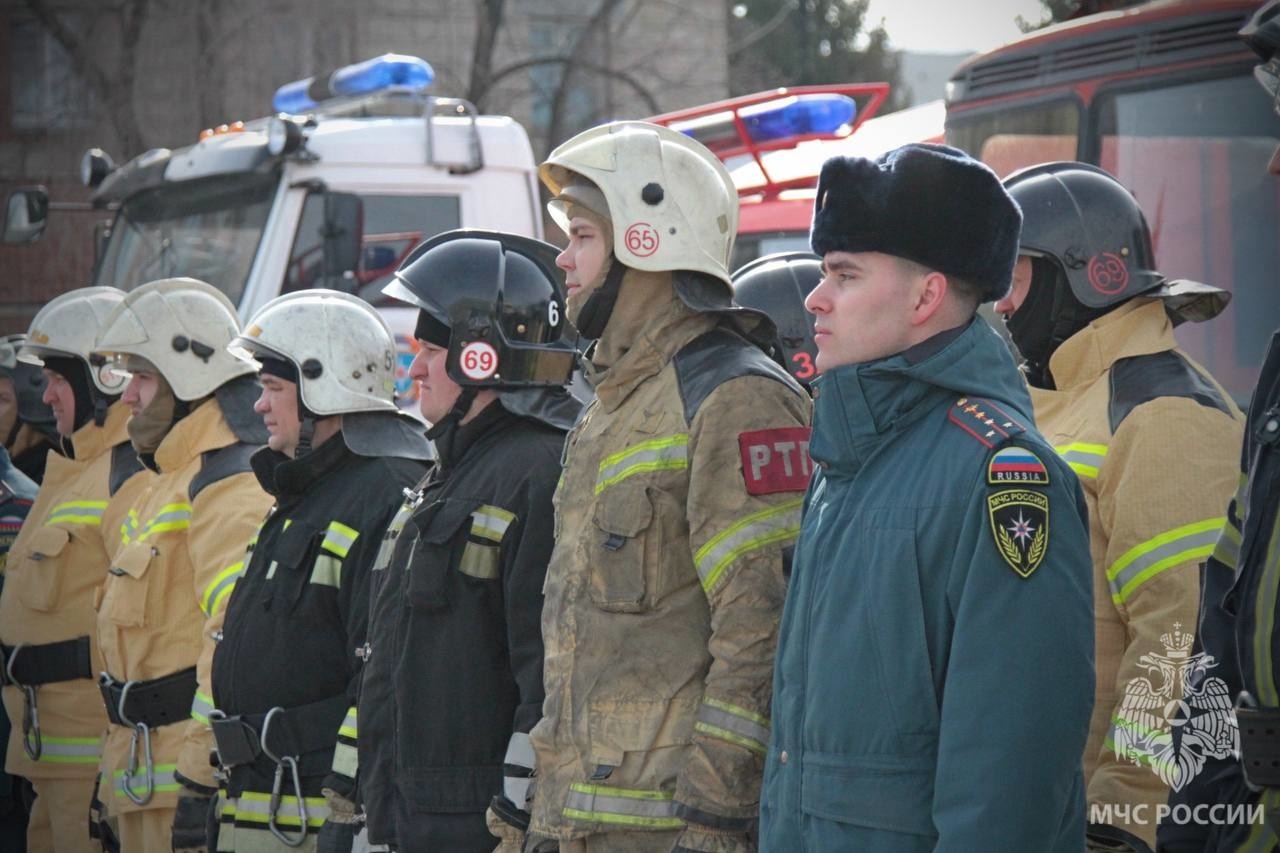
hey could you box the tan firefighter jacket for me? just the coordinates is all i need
[96,398,271,816]
[1,402,148,780]
[529,294,812,841]
[1030,298,1243,849]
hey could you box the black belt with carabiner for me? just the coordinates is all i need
[98,667,198,806]
[1,637,94,760]
[209,693,348,848]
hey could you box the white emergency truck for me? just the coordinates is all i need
[3,54,544,408]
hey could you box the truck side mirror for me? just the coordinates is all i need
[2,187,49,244]
[323,191,363,291]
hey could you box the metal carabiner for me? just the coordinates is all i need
[6,645,41,761]
[116,681,154,806]
[260,707,307,847]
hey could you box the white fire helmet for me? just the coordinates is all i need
[229,290,398,415]
[92,277,254,401]
[540,121,739,285]
[18,286,128,395]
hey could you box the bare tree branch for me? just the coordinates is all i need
[729,0,799,55]
[467,0,507,108]
[482,55,659,114]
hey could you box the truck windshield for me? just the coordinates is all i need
[94,172,276,304]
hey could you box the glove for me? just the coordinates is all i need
[486,800,527,852]
[171,791,215,852]
[317,788,360,853]
[88,773,121,853]
[671,824,754,853]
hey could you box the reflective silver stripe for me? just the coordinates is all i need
[114,764,179,797]
[1054,443,1107,479]
[35,736,102,764]
[694,699,769,753]
[232,792,329,828]
[191,692,216,725]
[505,775,532,810]
[310,553,342,588]
[1107,518,1225,605]
[472,505,515,543]
[595,435,689,493]
[1213,521,1242,570]
[504,732,534,770]
[563,783,682,828]
[321,522,359,558]
[694,499,802,594]
[332,741,358,778]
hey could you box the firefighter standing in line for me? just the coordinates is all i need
[995,162,1244,852]
[348,230,581,852]
[760,145,1095,852]
[206,290,432,852]
[89,278,273,852]
[0,335,57,484]
[0,287,150,853]
[499,122,811,853]
[730,252,823,391]
[1159,4,1280,850]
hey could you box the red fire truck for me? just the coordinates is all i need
[946,0,1280,403]
[651,85,945,270]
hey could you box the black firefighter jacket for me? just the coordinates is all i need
[210,433,426,843]
[358,399,571,849]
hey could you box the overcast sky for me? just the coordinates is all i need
[864,0,1050,53]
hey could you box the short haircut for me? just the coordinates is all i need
[894,257,983,313]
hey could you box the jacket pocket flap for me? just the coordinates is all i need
[587,697,693,764]
[27,525,70,559]
[800,753,936,838]
[274,520,321,570]
[593,485,653,539]
[416,498,482,545]
[112,543,155,580]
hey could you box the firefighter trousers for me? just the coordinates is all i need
[27,775,98,853]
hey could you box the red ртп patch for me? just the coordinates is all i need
[738,427,813,495]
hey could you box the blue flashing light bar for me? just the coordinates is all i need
[673,93,857,150]
[272,54,436,114]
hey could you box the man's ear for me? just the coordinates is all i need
[909,270,950,327]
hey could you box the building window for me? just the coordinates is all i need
[9,16,92,131]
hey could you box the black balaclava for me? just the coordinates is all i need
[1006,257,1108,390]
[258,356,322,457]
[42,355,98,433]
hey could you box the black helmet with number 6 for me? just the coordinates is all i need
[384,230,578,390]
[731,252,822,389]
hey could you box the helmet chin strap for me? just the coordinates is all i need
[573,257,627,342]
[426,386,479,442]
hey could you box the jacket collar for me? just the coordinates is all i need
[65,400,133,461]
[252,432,352,501]
[153,397,240,474]
[591,301,718,414]
[810,317,1031,477]
[1047,298,1174,390]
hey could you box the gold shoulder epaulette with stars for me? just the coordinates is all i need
[945,396,1028,448]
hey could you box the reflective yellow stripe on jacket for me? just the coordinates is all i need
[47,499,108,526]
[694,697,770,755]
[120,502,193,544]
[1055,442,1108,480]
[563,782,684,829]
[1106,517,1226,605]
[694,498,802,595]
[595,435,688,494]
